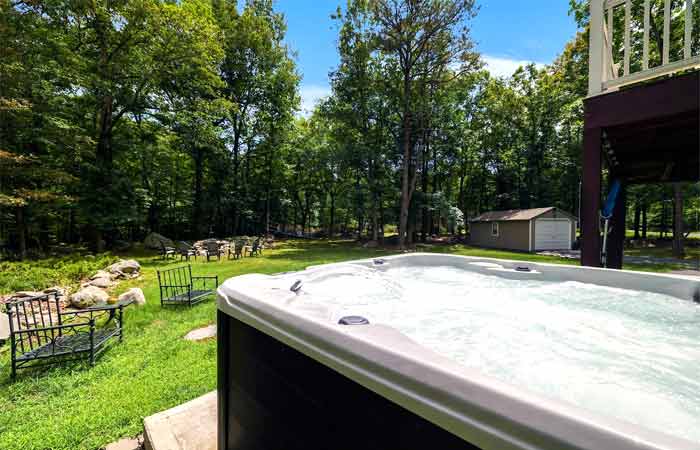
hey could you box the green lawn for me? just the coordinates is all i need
[0,240,683,449]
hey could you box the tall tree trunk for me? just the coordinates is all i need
[192,146,204,239]
[642,203,648,239]
[16,207,26,260]
[329,191,336,238]
[355,170,363,240]
[397,61,416,250]
[660,199,667,239]
[633,201,641,239]
[421,142,429,243]
[265,148,272,236]
[673,183,684,257]
[399,111,412,249]
[231,122,241,235]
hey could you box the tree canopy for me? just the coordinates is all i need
[1,0,696,259]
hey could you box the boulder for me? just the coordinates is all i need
[43,286,68,297]
[70,286,109,309]
[87,276,113,288]
[90,270,113,280]
[0,312,9,341]
[108,259,141,277]
[13,291,44,299]
[118,288,146,306]
[184,324,216,341]
[144,232,174,250]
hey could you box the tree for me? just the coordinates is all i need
[370,0,479,248]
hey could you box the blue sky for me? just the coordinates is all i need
[276,1,580,114]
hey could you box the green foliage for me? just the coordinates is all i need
[1,0,696,259]
[0,254,119,294]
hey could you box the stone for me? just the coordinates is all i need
[105,435,143,450]
[119,288,146,306]
[184,324,216,341]
[108,259,141,276]
[90,270,113,280]
[0,312,10,341]
[88,276,113,288]
[144,232,174,250]
[70,286,109,309]
[13,291,44,299]
[43,286,68,297]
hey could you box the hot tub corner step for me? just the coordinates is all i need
[143,391,216,450]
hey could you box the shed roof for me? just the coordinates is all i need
[470,207,573,223]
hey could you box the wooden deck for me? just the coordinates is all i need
[581,71,700,268]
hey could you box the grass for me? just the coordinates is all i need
[0,239,687,450]
[0,254,120,294]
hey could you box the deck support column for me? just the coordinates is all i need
[581,127,602,267]
[606,182,627,269]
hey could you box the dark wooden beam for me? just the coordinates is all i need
[584,72,699,130]
[581,127,602,268]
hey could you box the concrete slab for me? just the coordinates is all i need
[105,435,143,450]
[184,325,216,341]
[144,391,216,450]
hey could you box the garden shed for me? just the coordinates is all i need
[470,207,577,252]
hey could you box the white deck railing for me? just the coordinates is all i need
[589,0,699,95]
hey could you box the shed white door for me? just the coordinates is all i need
[534,219,571,250]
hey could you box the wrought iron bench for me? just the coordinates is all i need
[157,265,218,307]
[6,293,130,378]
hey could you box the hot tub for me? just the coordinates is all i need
[217,253,700,450]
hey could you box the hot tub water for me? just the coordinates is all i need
[289,264,700,444]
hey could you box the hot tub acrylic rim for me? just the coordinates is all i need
[217,253,700,450]
[304,253,700,302]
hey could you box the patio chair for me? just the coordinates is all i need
[157,265,218,307]
[227,240,240,260]
[7,293,131,378]
[247,239,261,257]
[205,240,224,262]
[177,241,197,261]
[159,241,176,260]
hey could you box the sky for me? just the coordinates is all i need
[276,1,580,115]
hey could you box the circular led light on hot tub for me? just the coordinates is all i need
[338,316,370,325]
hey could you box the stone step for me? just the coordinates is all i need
[143,391,216,450]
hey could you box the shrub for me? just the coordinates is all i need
[0,253,119,294]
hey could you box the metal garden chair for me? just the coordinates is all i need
[7,293,131,378]
[156,265,218,307]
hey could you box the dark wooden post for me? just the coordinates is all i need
[581,127,602,267]
[606,182,627,269]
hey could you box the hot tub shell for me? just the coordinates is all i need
[217,253,700,450]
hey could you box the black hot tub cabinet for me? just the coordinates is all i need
[217,253,700,450]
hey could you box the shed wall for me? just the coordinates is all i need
[470,221,531,252]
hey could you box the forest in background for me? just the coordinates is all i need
[1,0,698,259]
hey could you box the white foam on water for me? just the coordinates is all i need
[291,264,700,444]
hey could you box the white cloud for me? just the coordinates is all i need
[482,55,546,78]
[298,84,331,117]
